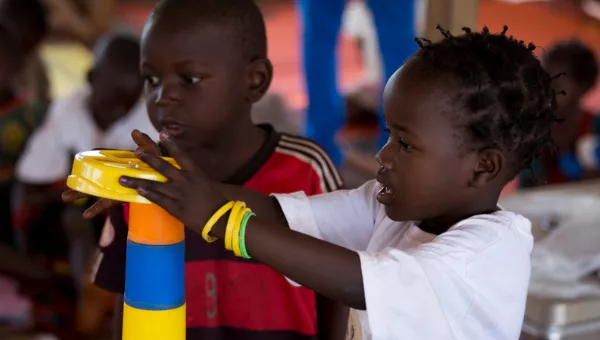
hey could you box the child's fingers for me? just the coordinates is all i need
[83,198,117,219]
[61,189,87,202]
[134,150,185,180]
[131,129,161,155]
[159,135,196,171]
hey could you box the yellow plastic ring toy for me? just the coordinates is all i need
[66,149,179,204]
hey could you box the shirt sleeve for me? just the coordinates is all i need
[16,101,68,184]
[92,205,128,293]
[358,214,532,339]
[273,180,381,252]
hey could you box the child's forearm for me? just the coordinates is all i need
[210,216,366,310]
[217,182,290,227]
[205,183,366,309]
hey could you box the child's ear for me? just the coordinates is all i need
[246,58,273,103]
[470,149,504,187]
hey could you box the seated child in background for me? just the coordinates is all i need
[0,0,51,107]
[16,32,154,227]
[17,32,153,188]
[66,1,348,339]
[0,23,46,328]
[0,24,45,247]
[115,26,556,339]
[15,33,154,300]
[520,39,599,187]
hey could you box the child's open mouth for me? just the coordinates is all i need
[162,123,185,137]
[376,186,394,205]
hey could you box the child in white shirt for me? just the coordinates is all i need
[17,33,156,185]
[90,26,556,340]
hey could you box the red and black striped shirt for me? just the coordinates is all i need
[93,125,344,339]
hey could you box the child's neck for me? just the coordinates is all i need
[187,123,268,183]
[89,101,126,132]
[90,109,115,132]
[422,192,501,234]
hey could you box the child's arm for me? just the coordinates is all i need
[120,140,380,309]
[217,181,378,252]
[219,209,366,309]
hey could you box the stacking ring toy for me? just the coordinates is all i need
[67,150,186,340]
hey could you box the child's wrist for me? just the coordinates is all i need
[208,215,228,239]
[200,199,231,239]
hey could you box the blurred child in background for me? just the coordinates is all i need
[0,22,47,330]
[15,33,154,288]
[0,0,51,107]
[12,32,153,337]
[0,24,46,247]
[520,39,600,187]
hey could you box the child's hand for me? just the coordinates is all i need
[61,129,162,218]
[118,134,227,234]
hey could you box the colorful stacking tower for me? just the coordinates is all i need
[67,150,185,340]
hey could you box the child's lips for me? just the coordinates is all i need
[161,123,185,137]
[375,168,395,205]
[376,185,395,205]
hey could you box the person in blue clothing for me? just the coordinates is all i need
[298,0,416,166]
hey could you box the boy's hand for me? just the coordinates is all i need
[118,134,227,234]
[61,129,162,218]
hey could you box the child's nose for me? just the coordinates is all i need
[375,143,393,169]
[154,82,180,106]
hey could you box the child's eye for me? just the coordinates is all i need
[384,128,413,151]
[182,75,201,84]
[398,138,414,151]
[145,75,160,86]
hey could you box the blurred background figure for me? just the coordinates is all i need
[0,20,46,332]
[45,0,116,46]
[297,0,416,166]
[13,33,154,337]
[15,32,153,290]
[520,40,600,187]
[0,24,45,248]
[0,0,51,107]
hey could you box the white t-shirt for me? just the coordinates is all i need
[16,86,157,184]
[274,180,533,340]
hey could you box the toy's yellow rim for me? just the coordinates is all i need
[66,150,179,204]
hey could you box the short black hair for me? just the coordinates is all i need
[543,39,598,91]
[0,0,48,46]
[93,33,141,74]
[412,26,558,173]
[147,0,267,60]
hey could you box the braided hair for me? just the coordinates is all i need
[413,26,559,173]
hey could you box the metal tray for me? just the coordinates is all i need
[500,180,600,340]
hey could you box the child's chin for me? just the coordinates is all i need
[383,204,410,222]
